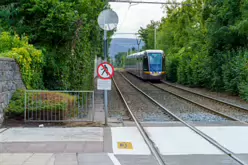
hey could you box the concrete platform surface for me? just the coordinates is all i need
[1,153,248,165]
[111,126,248,155]
[1,128,103,142]
[1,142,105,153]
[0,153,117,165]
[1,126,248,165]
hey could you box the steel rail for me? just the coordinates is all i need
[0,128,9,134]
[149,83,247,124]
[162,80,248,112]
[112,76,167,165]
[120,72,247,165]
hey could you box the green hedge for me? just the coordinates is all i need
[139,0,248,101]
[166,49,248,100]
[4,89,80,119]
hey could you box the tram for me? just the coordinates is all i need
[125,50,166,80]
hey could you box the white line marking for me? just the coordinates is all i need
[108,153,122,165]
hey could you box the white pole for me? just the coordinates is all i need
[154,27,156,49]
[104,30,108,125]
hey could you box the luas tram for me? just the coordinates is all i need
[125,50,166,80]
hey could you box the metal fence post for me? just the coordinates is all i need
[24,90,27,122]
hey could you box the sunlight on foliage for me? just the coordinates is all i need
[0,32,44,89]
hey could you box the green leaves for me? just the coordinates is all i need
[0,0,108,90]
[139,0,248,100]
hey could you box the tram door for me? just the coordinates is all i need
[136,58,139,76]
[139,58,142,77]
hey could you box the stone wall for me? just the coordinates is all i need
[0,58,25,124]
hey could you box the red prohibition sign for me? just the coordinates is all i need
[97,62,115,80]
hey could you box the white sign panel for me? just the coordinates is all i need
[97,79,111,90]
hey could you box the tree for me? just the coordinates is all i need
[0,0,112,90]
[115,52,126,68]
[138,0,248,100]
[138,20,160,49]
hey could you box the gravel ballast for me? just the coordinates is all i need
[123,72,230,122]
[108,80,130,120]
[155,83,248,122]
[164,81,248,109]
[114,72,176,122]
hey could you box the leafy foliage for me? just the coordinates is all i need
[0,32,44,89]
[4,89,78,119]
[114,52,127,68]
[139,0,248,100]
[0,0,111,90]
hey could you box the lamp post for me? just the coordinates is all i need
[136,37,141,52]
[154,25,158,49]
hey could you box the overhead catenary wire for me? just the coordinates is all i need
[115,4,132,31]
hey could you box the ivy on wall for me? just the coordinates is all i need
[0,0,113,90]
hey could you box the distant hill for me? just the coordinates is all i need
[109,38,145,57]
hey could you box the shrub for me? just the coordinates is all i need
[221,49,248,96]
[239,82,248,101]
[166,55,179,82]
[0,32,44,89]
[4,89,80,120]
[190,53,212,87]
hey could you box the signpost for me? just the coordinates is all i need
[97,62,115,80]
[97,62,114,91]
[97,9,119,125]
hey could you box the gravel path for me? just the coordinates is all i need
[164,81,248,109]
[108,80,130,120]
[114,72,176,122]
[123,72,231,122]
[155,83,248,122]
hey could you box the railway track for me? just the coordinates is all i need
[113,73,168,165]
[162,81,248,111]
[113,72,177,122]
[123,72,233,122]
[149,83,247,124]
[114,71,247,165]
[152,81,248,123]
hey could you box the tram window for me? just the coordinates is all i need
[149,53,162,64]
[148,53,162,71]
[143,56,148,71]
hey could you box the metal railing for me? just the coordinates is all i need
[24,90,94,122]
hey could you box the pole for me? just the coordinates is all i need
[154,27,156,49]
[104,30,108,125]
[136,38,141,52]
